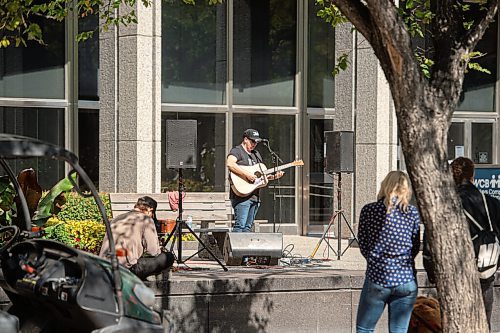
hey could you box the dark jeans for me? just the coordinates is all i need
[130,252,175,280]
[481,281,494,331]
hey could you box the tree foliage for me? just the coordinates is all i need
[0,0,152,47]
[0,0,225,48]
[318,0,493,78]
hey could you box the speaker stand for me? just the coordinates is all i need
[309,172,358,260]
[163,169,228,271]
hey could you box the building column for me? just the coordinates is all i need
[99,2,162,193]
[354,33,398,222]
[333,23,355,237]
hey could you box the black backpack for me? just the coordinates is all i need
[463,192,500,280]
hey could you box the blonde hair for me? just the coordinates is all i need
[377,171,412,213]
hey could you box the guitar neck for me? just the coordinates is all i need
[263,162,296,175]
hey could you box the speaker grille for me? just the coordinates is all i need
[325,131,354,173]
[166,120,197,169]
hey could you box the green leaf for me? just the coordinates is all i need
[331,53,350,77]
[32,173,77,225]
[468,62,491,74]
[463,21,473,30]
[76,30,94,42]
[26,23,42,41]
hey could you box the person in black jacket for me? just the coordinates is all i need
[423,157,500,329]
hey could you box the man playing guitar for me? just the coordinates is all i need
[226,129,284,232]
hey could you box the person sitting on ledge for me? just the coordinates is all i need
[99,196,174,280]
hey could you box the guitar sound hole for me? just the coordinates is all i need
[254,171,262,178]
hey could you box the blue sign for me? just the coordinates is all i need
[474,166,500,200]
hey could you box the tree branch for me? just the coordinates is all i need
[348,0,423,105]
[332,0,374,45]
[363,0,414,60]
[461,0,498,54]
[433,0,466,70]
[430,0,497,122]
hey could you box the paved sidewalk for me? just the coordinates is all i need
[173,235,424,271]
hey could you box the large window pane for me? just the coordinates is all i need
[79,15,99,101]
[309,119,334,225]
[162,1,227,104]
[472,123,493,164]
[456,12,497,112]
[447,122,464,162]
[0,107,65,189]
[79,109,99,186]
[233,114,296,224]
[162,112,226,192]
[308,2,335,108]
[0,19,65,99]
[233,0,296,106]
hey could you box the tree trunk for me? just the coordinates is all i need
[396,92,488,332]
[330,0,496,330]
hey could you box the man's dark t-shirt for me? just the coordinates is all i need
[228,145,263,201]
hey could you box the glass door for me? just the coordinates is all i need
[447,120,496,164]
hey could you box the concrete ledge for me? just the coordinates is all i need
[145,270,500,333]
[2,269,500,332]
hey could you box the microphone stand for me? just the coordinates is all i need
[262,140,283,233]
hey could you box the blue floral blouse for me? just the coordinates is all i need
[358,198,421,287]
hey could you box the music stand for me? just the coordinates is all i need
[309,172,357,260]
[162,168,228,271]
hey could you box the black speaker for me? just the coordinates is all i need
[223,232,283,266]
[166,120,197,169]
[325,131,354,173]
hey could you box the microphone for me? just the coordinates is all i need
[256,138,269,144]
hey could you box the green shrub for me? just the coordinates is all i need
[43,217,106,254]
[57,192,112,222]
[43,217,194,254]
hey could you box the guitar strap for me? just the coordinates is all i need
[250,150,263,164]
[236,144,260,166]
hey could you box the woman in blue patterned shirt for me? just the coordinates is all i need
[356,171,420,333]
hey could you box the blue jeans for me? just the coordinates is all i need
[356,278,417,333]
[231,198,260,232]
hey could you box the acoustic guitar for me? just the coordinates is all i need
[229,160,304,197]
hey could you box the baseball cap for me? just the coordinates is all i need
[243,129,261,141]
[137,196,158,216]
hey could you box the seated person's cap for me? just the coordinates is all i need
[243,128,261,141]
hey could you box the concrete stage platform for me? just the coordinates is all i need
[146,236,500,333]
